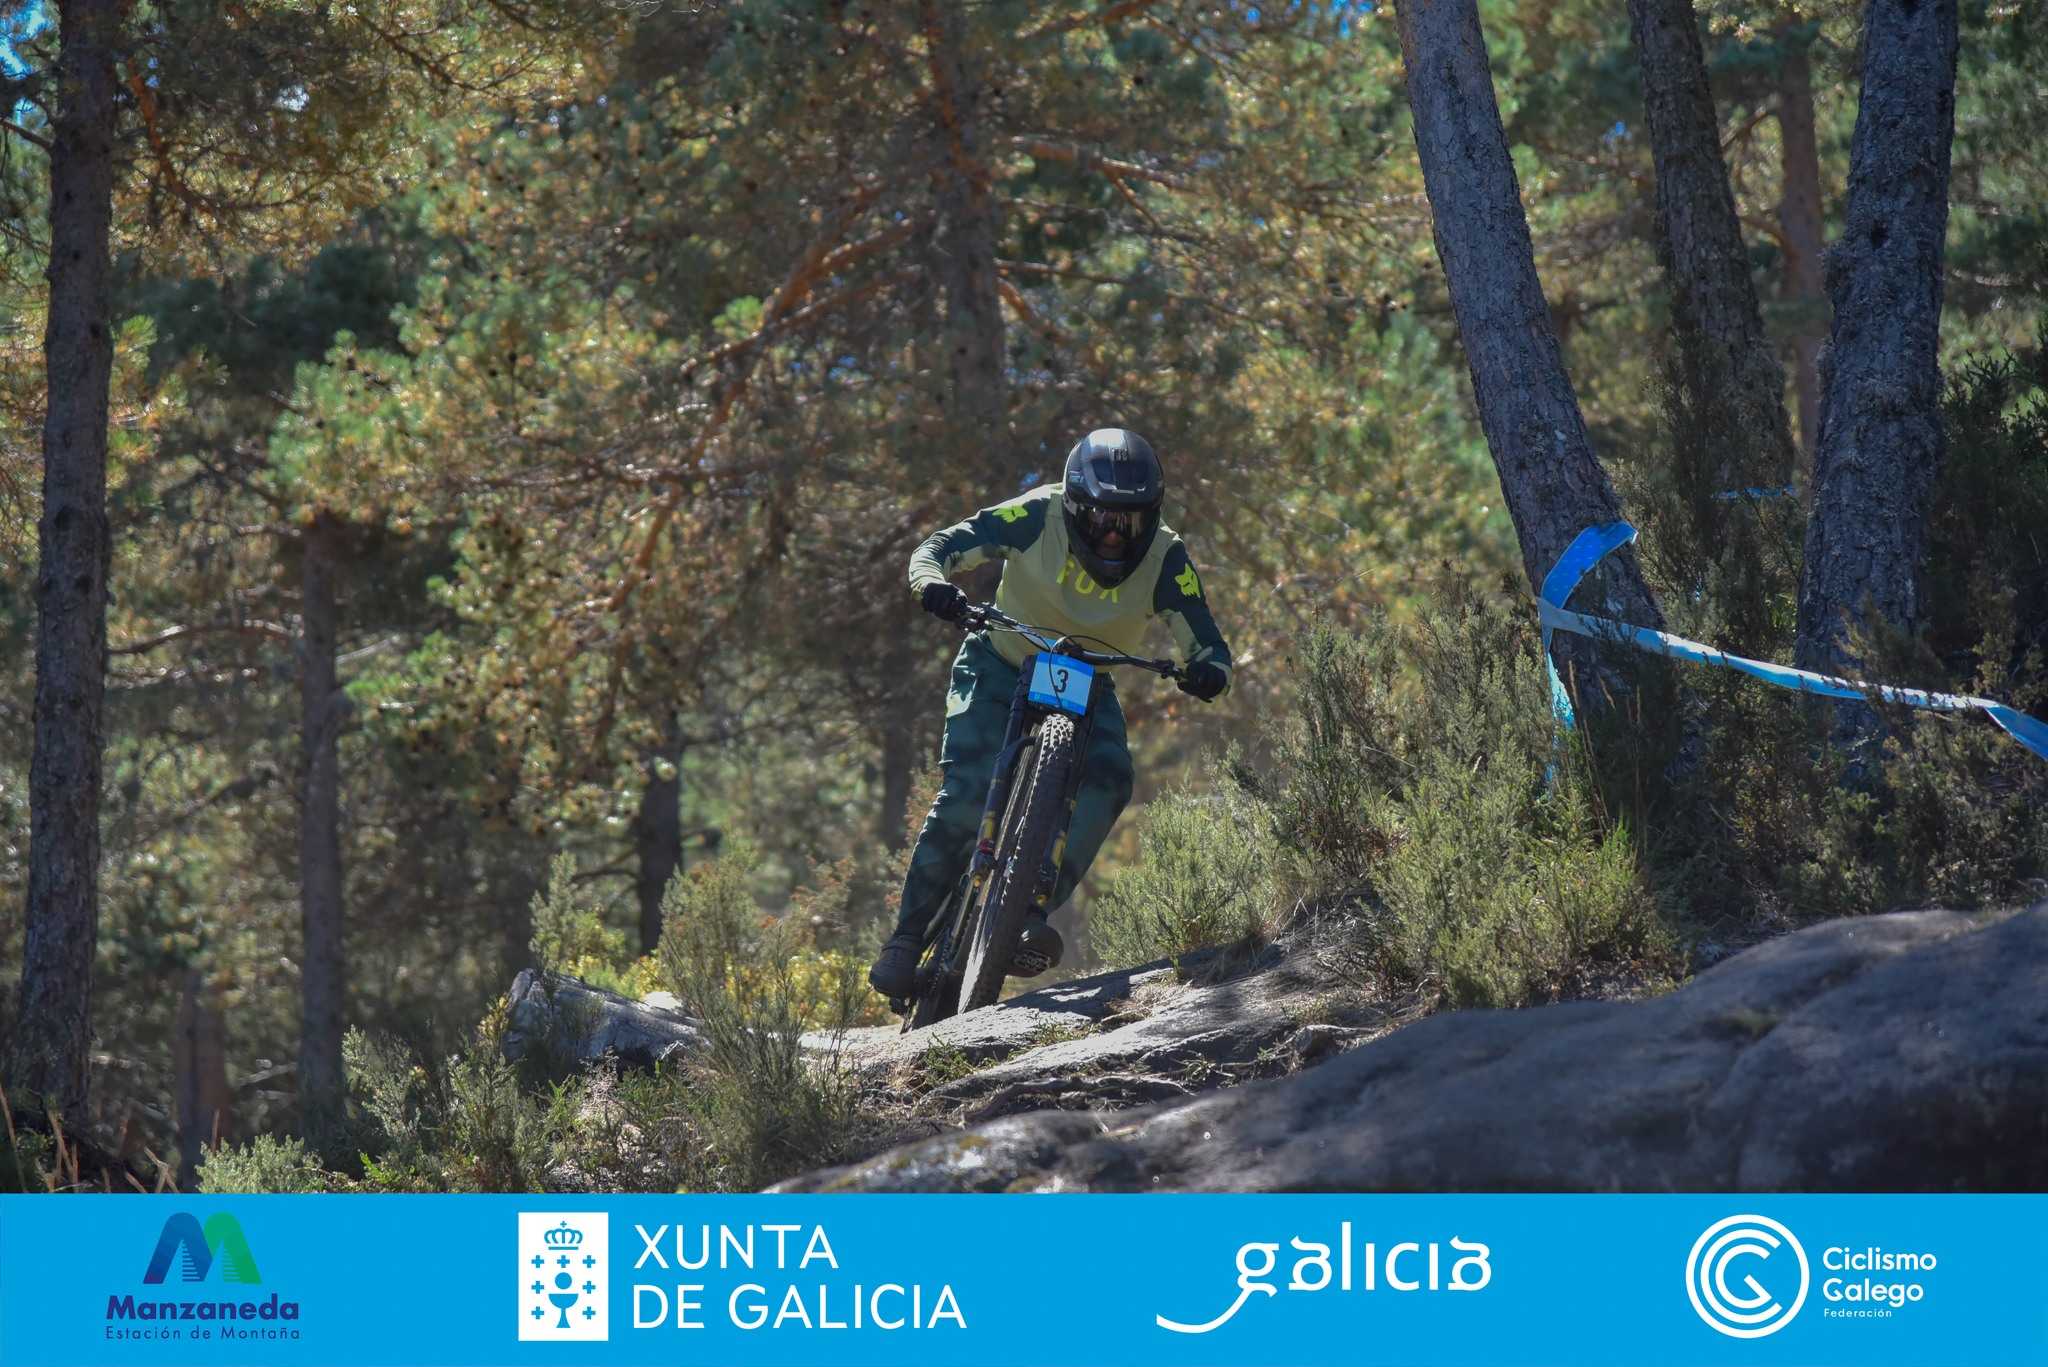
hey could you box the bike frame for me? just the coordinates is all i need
[915,605,1179,997]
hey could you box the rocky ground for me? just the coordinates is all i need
[505,902,2047,1193]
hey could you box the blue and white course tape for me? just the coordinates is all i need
[1539,521,2048,761]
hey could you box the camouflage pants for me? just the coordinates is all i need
[891,633,1134,940]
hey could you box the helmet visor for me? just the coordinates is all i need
[1081,505,1154,553]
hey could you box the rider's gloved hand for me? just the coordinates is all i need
[1177,661,1227,703]
[920,582,972,624]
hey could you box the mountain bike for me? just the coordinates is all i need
[893,603,1183,1032]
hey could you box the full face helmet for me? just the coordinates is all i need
[1061,428,1163,588]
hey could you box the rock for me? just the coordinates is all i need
[820,943,1384,1119]
[779,905,2048,1192]
[502,969,704,1076]
[832,955,1205,1073]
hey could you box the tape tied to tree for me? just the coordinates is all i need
[1539,521,2048,762]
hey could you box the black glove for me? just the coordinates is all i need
[920,582,972,624]
[1177,661,1228,702]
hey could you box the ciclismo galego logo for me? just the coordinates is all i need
[1685,1212,1942,1339]
[1686,1214,1809,1338]
[105,1212,304,1346]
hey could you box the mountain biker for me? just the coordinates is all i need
[866,428,1234,1001]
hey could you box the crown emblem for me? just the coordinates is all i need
[543,1221,584,1251]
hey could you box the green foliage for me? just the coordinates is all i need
[0,1104,54,1194]
[909,1039,981,1093]
[1374,768,1658,1007]
[655,846,867,1191]
[1926,340,2048,681]
[1612,366,1806,658]
[342,1011,566,1193]
[1090,780,1278,971]
[1242,588,1672,1008]
[1624,339,2048,929]
[528,852,631,988]
[1636,668,2047,931]
[196,1134,332,1194]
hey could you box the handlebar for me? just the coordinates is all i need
[967,603,1183,682]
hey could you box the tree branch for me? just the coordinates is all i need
[109,620,292,655]
[1023,0,1167,42]
[589,187,886,754]
[122,64,212,219]
[1,117,51,154]
[1008,136,1188,190]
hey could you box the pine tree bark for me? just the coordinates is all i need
[12,0,122,1124]
[1394,0,1666,694]
[1776,32,1827,464]
[1629,0,1798,489]
[297,516,347,1145]
[920,0,1009,469]
[1793,0,1959,699]
[875,599,917,849]
[174,970,232,1191]
[633,716,683,956]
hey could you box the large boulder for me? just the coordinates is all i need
[778,904,2048,1192]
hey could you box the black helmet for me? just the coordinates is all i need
[1061,428,1163,588]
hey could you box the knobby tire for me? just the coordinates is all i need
[956,715,1074,1016]
[902,741,1035,1033]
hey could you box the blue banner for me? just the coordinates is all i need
[1539,521,2048,760]
[2,1194,2042,1366]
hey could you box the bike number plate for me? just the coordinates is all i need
[1027,653,1093,716]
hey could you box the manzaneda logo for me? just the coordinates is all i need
[105,1211,303,1345]
[143,1213,261,1284]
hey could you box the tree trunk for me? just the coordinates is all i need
[919,0,1009,470]
[875,599,917,849]
[632,715,683,956]
[1629,0,1798,490]
[174,970,233,1191]
[1394,0,1666,698]
[12,0,122,1125]
[1793,0,1959,710]
[1775,31,1827,465]
[297,516,347,1145]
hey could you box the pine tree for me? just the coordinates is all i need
[1629,0,1798,494]
[15,0,121,1122]
[1793,0,1961,738]
[1394,0,1667,706]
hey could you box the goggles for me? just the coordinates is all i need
[1080,505,1154,546]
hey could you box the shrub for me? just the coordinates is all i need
[197,1134,331,1194]
[656,845,869,1190]
[528,851,634,991]
[1247,583,1673,1007]
[0,1099,55,1194]
[1373,770,1662,1006]
[342,1006,567,1192]
[1089,780,1278,970]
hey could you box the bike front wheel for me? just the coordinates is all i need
[956,713,1074,1015]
